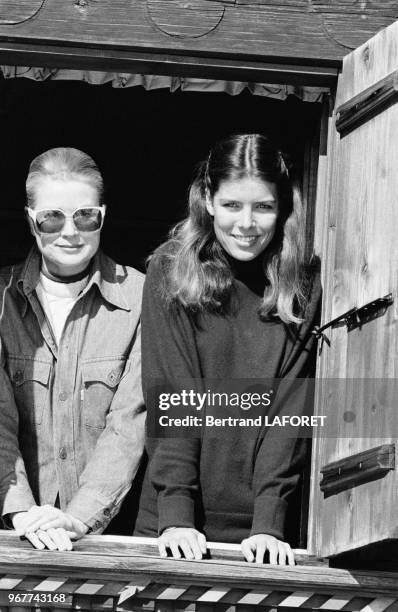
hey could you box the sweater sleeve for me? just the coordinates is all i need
[251,272,322,539]
[142,255,202,534]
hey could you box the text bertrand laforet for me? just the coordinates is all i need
[158,415,327,427]
[157,390,327,428]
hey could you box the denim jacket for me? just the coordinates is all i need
[0,247,145,532]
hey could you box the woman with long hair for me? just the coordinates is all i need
[135,134,320,564]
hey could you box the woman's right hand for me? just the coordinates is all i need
[158,527,207,560]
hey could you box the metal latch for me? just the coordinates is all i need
[313,294,394,344]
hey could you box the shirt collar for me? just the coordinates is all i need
[17,246,130,313]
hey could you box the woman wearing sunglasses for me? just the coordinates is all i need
[0,147,145,551]
[134,134,321,564]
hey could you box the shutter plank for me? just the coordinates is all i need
[309,19,398,558]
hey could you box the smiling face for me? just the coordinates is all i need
[206,176,279,262]
[28,177,102,278]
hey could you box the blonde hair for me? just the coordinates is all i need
[26,147,104,207]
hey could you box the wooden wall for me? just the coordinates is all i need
[0,1,397,82]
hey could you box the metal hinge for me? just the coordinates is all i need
[320,444,395,497]
[336,69,398,136]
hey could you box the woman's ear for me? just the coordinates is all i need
[205,197,215,217]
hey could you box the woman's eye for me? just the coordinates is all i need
[223,201,239,208]
[257,202,274,210]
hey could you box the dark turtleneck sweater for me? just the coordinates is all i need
[227,251,268,297]
[134,248,321,543]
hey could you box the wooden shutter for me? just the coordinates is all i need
[309,19,398,558]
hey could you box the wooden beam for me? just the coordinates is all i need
[0,41,338,86]
[0,531,327,566]
[0,532,397,594]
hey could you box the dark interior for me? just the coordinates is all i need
[0,74,322,547]
[0,76,322,272]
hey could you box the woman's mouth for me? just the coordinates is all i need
[230,234,259,246]
[56,244,84,250]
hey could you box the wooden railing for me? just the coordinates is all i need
[0,531,397,612]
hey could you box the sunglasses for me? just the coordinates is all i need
[26,206,105,234]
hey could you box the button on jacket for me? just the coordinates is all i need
[0,247,145,532]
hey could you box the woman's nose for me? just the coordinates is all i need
[238,208,255,230]
[60,216,79,237]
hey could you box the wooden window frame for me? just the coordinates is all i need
[0,40,339,87]
[0,38,337,557]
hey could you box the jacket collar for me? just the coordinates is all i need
[17,246,130,314]
[85,250,130,311]
[17,247,41,316]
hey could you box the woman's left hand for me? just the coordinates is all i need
[241,534,295,565]
[14,505,88,541]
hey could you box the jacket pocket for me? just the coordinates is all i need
[81,358,130,430]
[8,357,52,425]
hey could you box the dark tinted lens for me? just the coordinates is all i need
[73,208,102,231]
[36,209,65,234]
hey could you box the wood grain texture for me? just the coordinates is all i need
[0,533,397,593]
[309,19,398,558]
[335,70,398,135]
[0,41,339,85]
[317,13,398,50]
[0,0,396,67]
[0,0,44,25]
[0,532,327,566]
[147,0,225,38]
[311,0,398,13]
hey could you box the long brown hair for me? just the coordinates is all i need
[157,134,308,324]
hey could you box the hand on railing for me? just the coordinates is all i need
[11,505,88,551]
[158,527,207,560]
[241,534,295,565]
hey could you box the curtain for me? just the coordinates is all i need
[1,66,327,102]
